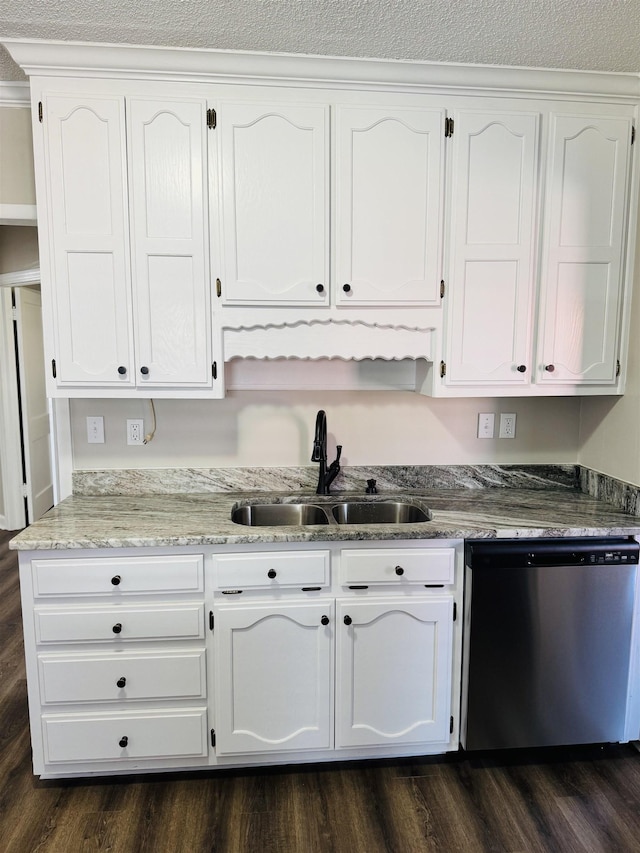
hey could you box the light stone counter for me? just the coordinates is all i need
[10,487,640,551]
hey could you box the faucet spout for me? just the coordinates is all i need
[311,410,341,495]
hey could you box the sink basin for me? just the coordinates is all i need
[231,503,331,526]
[331,501,430,525]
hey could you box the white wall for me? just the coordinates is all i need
[71,392,582,470]
[579,220,640,487]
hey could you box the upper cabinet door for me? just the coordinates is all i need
[335,105,445,305]
[44,95,134,386]
[445,110,540,385]
[218,102,329,305]
[127,99,212,387]
[537,113,633,385]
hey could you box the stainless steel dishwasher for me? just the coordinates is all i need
[462,537,638,750]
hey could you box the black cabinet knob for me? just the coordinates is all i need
[140,366,149,375]
[342,283,352,293]
[119,736,128,748]
[395,565,405,576]
[117,677,126,688]
[112,623,122,634]
[545,364,555,372]
[316,284,324,293]
[117,366,127,375]
[267,568,277,579]
[517,364,527,373]
[111,575,121,586]
[321,615,329,626]
[344,615,352,625]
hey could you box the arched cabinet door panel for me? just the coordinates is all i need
[335,105,445,306]
[43,95,134,386]
[444,110,539,387]
[217,102,329,305]
[537,113,633,385]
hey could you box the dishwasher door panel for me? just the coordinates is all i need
[464,562,637,750]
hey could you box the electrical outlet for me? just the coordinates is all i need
[127,419,145,445]
[499,413,517,439]
[86,416,105,444]
[477,413,495,439]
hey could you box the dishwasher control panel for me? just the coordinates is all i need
[466,537,639,569]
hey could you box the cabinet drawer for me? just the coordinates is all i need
[213,551,330,590]
[32,555,204,597]
[38,649,207,704]
[35,603,204,644]
[340,548,455,585]
[42,708,209,763]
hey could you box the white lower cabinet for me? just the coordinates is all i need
[213,600,334,754]
[19,540,462,778]
[335,597,453,748]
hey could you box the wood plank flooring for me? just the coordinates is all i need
[2,528,640,852]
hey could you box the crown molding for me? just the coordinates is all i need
[2,38,640,100]
[0,80,30,106]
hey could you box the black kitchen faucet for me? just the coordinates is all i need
[311,410,342,495]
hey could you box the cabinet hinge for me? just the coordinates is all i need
[216,278,222,298]
[212,362,217,380]
[440,280,445,299]
[632,126,635,145]
[209,610,214,631]
[21,483,29,498]
[445,117,454,138]
[440,360,446,378]
[450,716,454,734]
[211,729,216,748]
[207,108,217,130]
[51,358,57,379]
[38,101,43,123]
[453,601,457,622]
[616,358,621,377]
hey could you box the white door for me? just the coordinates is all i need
[335,597,453,748]
[43,94,134,386]
[214,600,333,754]
[217,101,329,305]
[537,112,633,385]
[444,110,540,386]
[14,287,53,522]
[127,98,212,387]
[335,105,445,305]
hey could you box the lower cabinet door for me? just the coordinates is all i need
[335,597,453,748]
[214,600,334,754]
[42,708,209,763]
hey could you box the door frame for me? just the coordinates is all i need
[0,268,72,529]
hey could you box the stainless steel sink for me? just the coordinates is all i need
[331,501,430,525]
[231,503,331,526]
[231,498,431,526]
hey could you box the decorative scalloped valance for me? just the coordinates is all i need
[222,318,435,361]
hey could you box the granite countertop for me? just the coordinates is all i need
[10,487,640,550]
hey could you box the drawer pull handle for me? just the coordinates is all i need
[116,677,126,688]
[111,575,121,586]
[112,623,123,634]
[321,615,329,626]
[395,565,405,576]
[119,736,128,748]
[117,365,127,376]
[267,568,277,579]
[344,615,352,626]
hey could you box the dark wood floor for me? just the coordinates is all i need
[2,529,640,853]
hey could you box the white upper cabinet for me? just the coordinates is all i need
[43,94,134,387]
[127,98,212,387]
[39,92,217,396]
[335,105,445,305]
[536,113,633,386]
[217,101,329,305]
[444,110,539,386]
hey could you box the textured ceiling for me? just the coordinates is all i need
[2,0,640,82]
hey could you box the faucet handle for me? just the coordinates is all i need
[335,445,342,462]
